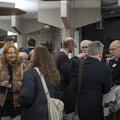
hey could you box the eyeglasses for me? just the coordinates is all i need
[82,46,88,49]
[109,46,120,52]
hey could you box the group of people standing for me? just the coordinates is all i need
[54,38,120,120]
[0,36,120,120]
[0,37,32,119]
[0,37,61,120]
[0,40,25,120]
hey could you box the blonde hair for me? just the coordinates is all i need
[1,44,19,71]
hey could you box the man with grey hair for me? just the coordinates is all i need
[77,40,92,59]
[87,40,104,61]
[109,40,120,120]
[80,40,92,53]
[63,41,111,120]
[19,52,28,64]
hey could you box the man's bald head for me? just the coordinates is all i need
[109,40,120,58]
[61,37,76,53]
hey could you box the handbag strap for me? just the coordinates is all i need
[75,59,84,114]
[34,67,50,100]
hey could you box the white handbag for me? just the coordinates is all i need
[34,67,64,120]
[103,85,120,112]
[63,112,79,120]
[1,115,21,120]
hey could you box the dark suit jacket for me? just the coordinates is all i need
[22,47,34,54]
[63,56,111,120]
[109,58,120,85]
[19,69,56,120]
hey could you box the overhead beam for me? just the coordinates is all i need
[0,6,26,16]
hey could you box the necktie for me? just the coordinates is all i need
[113,59,117,64]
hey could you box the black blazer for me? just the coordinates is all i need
[22,47,34,54]
[19,69,56,120]
[109,58,120,85]
[63,56,111,120]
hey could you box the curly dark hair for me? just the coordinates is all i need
[27,46,60,85]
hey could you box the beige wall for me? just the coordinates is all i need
[74,8,100,28]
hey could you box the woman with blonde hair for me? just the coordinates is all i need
[19,46,60,120]
[0,44,25,120]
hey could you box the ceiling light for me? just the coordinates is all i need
[44,24,50,29]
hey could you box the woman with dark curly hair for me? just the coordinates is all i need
[19,46,61,120]
[0,44,25,120]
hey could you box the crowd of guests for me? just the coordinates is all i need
[54,38,120,120]
[0,36,120,120]
[0,37,36,120]
[0,41,26,120]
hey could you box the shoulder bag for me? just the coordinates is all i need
[34,67,64,120]
[64,59,84,120]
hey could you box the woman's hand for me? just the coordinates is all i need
[1,81,12,89]
[1,80,9,87]
[7,84,12,88]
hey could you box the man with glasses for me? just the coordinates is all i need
[63,41,111,120]
[109,40,120,84]
[109,40,120,120]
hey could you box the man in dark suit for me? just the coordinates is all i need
[109,40,120,120]
[109,40,120,85]
[23,38,36,54]
[54,37,76,101]
[22,38,36,60]
[63,41,111,120]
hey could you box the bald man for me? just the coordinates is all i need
[109,40,120,120]
[109,40,120,85]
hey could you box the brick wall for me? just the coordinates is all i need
[25,26,61,53]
